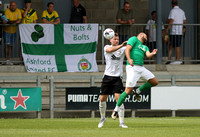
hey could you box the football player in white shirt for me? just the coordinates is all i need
[98,33,128,128]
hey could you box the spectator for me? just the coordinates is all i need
[0,1,7,44]
[42,2,60,24]
[146,11,165,52]
[3,1,22,65]
[21,0,38,24]
[70,0,87,23]
[116,2,135,44]
[166,0,186,64]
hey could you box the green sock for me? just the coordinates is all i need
[116,91,128,107]
[139,82,153,92]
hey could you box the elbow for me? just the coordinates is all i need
[106,49,113,53]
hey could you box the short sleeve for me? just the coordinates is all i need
[168,10,174,20]
[21,9,24,14]
[41,11,46,19]
[17,9,22,19]
[127,37,137,47]
[145,46,149,52]
[82,7,86,16]
[146,20,150,30]
[5,9,10,20]
[104,45,111,51]
[33,11,38,21]
[54,11,59,19]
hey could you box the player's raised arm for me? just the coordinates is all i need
[146,49,158,58]
[106,41,127,53]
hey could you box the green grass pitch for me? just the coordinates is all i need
[0,117,200,137]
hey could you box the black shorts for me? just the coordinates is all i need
[170,35,182,47]
[100,75,124,95]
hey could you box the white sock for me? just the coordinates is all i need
[118,104,125,124]
[136,88,141,94]
[114,105,119,112]
[99,101,106,120]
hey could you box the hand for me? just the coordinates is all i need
[131,19,135,24]
[122,41,127,46]
[152,49,158,55]
[182,27,186,36]
[128,20,132,24]
[3,19,7,24]
[128,59,134,66]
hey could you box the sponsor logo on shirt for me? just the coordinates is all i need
[111,54,120,60]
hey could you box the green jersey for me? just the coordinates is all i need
[127,36,149,66]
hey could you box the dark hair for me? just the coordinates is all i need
[25,0,31,3]
[47,2,54,7]
[114,33,119,37]
[123,2,130,6]
[171,0,178,5]
[151,11,156,16]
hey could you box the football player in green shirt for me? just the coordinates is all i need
[112,32,159,120]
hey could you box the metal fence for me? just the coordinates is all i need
[0,24,199,65]
[99,24,200,64]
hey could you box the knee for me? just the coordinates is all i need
[100,98,106,102]
[125,88,133,95]
[150,78,159,87]
[119,104,124,110]
[153,79,159,86]
[99,95,107,102]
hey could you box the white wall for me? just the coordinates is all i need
[151,86,200,110]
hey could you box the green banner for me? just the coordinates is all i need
[0,87,41,112]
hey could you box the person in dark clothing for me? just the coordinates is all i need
[70,0,87,23]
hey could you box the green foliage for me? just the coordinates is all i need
[0,117,200,137]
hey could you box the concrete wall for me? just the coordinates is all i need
[30,0,149,24]
[80,0,149,24]
[31,0,44,23]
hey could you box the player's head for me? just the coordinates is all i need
[123,2,130,13]
[151,11,156,20]
[137,32,148,44]
[47,2,54,13]
[110,33,119,46]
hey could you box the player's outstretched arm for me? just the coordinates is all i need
[146,49,158,58]
[106,41,127,53]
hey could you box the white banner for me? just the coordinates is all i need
[19,24,99,72]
